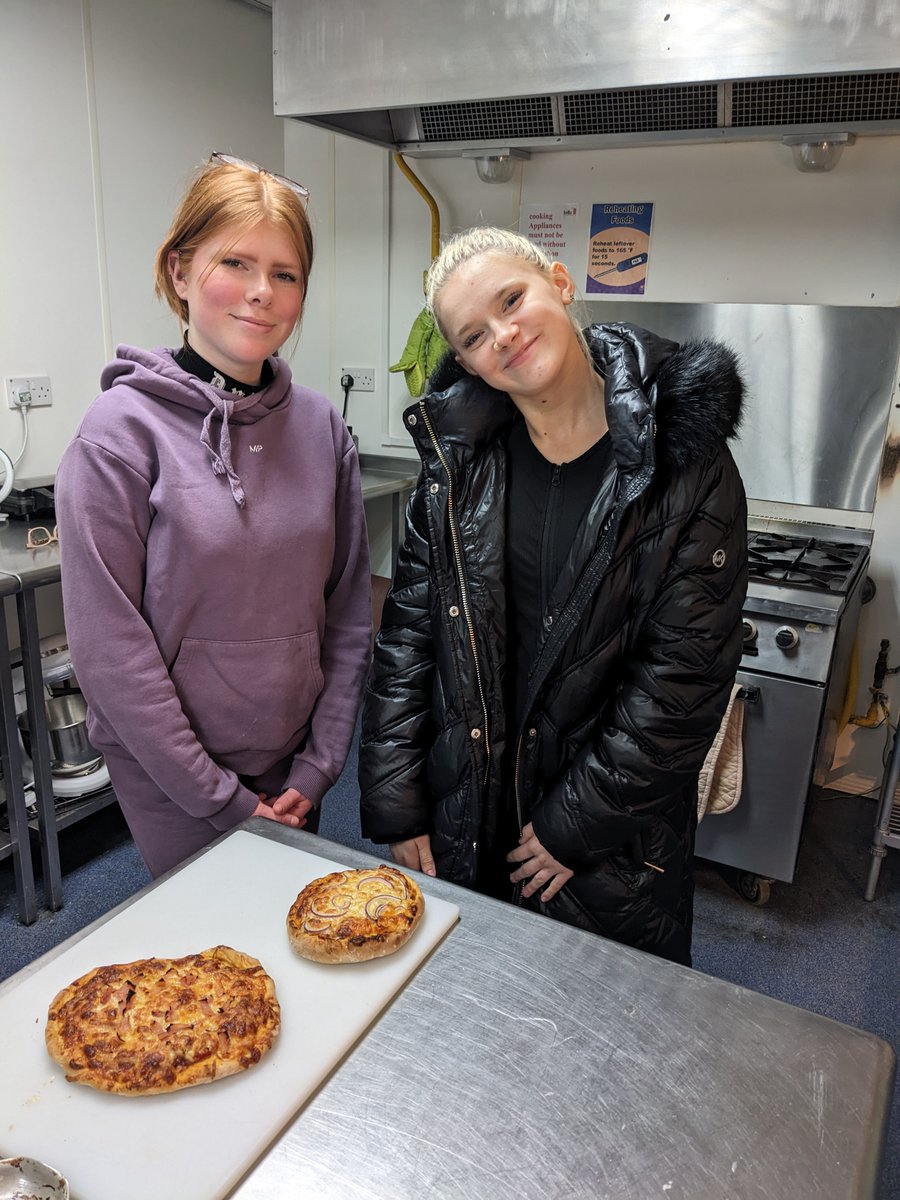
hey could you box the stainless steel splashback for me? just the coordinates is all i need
[589,301,900,512]
[273,0,900,153]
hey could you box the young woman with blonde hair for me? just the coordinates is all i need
[57,154,371,877]
[360,226,747,964]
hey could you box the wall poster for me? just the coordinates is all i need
[586,202,653,295]
[519,204,578,262]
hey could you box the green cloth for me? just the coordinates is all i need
[389,308,449,398]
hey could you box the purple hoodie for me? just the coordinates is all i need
[55,345,371,842]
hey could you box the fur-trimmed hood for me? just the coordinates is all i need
[420,322,744,474]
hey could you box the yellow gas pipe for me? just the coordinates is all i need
[392,152,441,284]
[388,154,450,397]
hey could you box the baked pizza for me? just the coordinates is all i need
[45,945,280,1095]
[287,865,425,963]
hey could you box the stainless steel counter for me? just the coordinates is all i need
[224,823,894,1200]
[359,459,418,502]
[3,820,892,1196]
[358,453,418,571]
[0,515,61,594]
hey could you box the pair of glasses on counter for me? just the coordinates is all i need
[26,525,58,550]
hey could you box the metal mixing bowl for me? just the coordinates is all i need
[18,693,102,775]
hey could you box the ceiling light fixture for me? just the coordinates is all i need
[782,132,855,173]
[462,147,531,183]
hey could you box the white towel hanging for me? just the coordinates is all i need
[697,682,745,822]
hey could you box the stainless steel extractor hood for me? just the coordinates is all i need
[272,0,900,155]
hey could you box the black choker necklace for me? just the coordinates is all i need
[174,337,272,396]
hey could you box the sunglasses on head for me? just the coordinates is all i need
[209,152,309,204]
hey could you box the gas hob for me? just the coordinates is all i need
[741,518,872,683]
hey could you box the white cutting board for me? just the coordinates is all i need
[0,832,459,1199]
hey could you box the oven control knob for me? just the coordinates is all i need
[742,618,758,643]
[775,625,799,650]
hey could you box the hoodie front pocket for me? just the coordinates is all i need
[171,632,324,759]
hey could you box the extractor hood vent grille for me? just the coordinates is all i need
[564,84,719,135]
[419,96,555,142]
[408,69,900,148]
[731,71,900,127]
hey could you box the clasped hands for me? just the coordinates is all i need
[253,787,313,829]
[507,822,573,902]
[391,821,572,903]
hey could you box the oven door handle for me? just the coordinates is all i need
[737,684,760,704]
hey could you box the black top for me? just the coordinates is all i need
[174,336,272,396]
[505,417,614,730]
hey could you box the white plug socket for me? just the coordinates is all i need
[6,375,52,408]
[340,367,375,392]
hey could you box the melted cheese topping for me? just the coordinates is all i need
[45,945,280,1094]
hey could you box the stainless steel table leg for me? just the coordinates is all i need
[863,725,900,902]
[17,590,63,911]
[390,487,412,575]
[391,493,401,574]
[0,611,37,924]
[864,844,887,902]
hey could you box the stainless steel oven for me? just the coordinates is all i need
[694,518,872,898]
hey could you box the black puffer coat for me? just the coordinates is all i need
[359,323,747,964]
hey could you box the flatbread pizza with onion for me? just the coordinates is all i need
[287,865,425,963]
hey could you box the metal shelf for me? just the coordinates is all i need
[1,786,119,865]
[0,817,13,865]
[38,786,118,833]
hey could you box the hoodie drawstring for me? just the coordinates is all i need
[199,393,246,508]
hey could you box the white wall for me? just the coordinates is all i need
[1,0,107,485]
[89,0,285,356]
[285,124,390,442]
[1,0,282,486]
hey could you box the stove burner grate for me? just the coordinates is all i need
[746,533,866,594]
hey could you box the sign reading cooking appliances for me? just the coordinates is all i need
[586,202,653,295]
[519,203,578,262]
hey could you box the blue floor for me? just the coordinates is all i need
[2,742,898,1197]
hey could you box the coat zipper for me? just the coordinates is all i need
[418,401,492,783]
[512,458,655,849]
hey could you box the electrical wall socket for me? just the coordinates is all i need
[6,375,52,409]
[341,367,375,392]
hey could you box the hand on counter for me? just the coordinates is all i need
[507,822,573,902]
[253,787,314,829]
[390,834,437,877]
